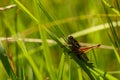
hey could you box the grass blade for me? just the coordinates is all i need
[39,28,56,80]
[102,0,120,15]
[57,53,65,80]
[0,42,16,79]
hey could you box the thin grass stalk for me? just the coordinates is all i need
[0,43,16,79]
[35,0,66,38]
[102,0,120,15]
[3,15,43,80]
[57,53,65,80]
[102,0,120,64]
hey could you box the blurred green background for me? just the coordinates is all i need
[0,0,120,80]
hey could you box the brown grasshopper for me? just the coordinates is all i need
[67,36,100,62]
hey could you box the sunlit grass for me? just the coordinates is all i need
[0,0,120,80]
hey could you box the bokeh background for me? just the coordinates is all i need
[0,0,120,80]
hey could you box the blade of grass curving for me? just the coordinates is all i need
[70,22,120,38]
[21,14,120,37]
[0,42,16,79]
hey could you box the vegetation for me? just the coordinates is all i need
[0,0,120,80]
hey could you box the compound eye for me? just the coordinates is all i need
[68,35,73,40]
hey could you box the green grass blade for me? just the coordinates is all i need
[102,1,120,65]
[35,0,66,37]
[93,68,118,80]
[14,0,39,23]
[69,52,96,80]
[107,32,120,64]
[17,40,43,80]
[0,42,16,79]
[112,45,120,64]
[45,28,65,48]
[102,0,120,15]
[78,67,83,80]
[71,22,120,38]
[39,28,56,79]
[3,17,43,80]
[57,53,65,80]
